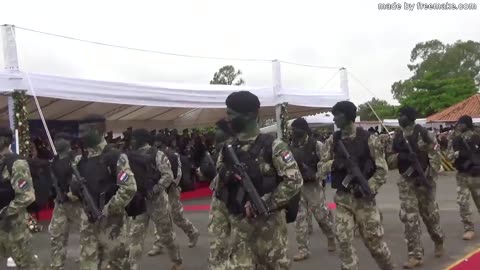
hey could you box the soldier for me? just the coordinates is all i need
[72,115,136,270]
[127,128,183,270]
[289,117,336,261]
[446,115,480,240]
[206,118,234,270]
[0,127,41,269]
[147,132,199,257]
[49,133,82,270]
[388,106,444,269]
[319,101,394,270]
[215,91,303,269]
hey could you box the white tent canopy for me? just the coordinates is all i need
[260,112,335,134]
[383,118,427,127]
[0,25,349,132]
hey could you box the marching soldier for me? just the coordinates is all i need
[319,101,394,270]
[49,133,82,270]
[215,91,303,269]
[72,115,136,270]
[0,127,42,269]
[447,115,480,240]
[388,106,444,269]
[289,117,336,261]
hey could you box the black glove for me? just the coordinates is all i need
[332,160,345,170]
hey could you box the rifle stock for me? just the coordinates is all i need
[225,144,269,217]
[71,164,104,222]
[337,140,374,199]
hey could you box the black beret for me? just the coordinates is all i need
[225,91,260,114]
[332,101,357,122]
[399,106,417,121]
[458,115,473,129]
[291,118,311,134]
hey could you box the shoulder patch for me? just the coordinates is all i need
[18,179,29,190]
[281,151,294,163]
[117,171,129,184]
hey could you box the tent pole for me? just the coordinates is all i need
[339,67,349,100]
[2,24,20,152]
[272,59,283,139]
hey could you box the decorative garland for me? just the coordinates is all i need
[280,102,289,142]
[12,90,31,157]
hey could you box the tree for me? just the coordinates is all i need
[391,40,480,115]
[357,98,398,121]
[210,65,245,85]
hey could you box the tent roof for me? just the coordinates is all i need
[427,94,480,123]
[0,71,348,128]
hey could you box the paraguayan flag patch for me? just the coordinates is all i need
[282,151,294,163]
[118,171,129,184]
[18,179,28,190]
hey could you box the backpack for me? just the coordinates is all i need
[0,154,53,212]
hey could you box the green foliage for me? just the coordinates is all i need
[401,73,477,117]
[357,98,398,121]
[12,90,31,157]
[391,40,480,115]
[210,65,245,85]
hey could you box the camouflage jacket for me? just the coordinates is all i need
[0,149,36,217]
[216,128,303,211]
[386,124,441,174]
[73,140,137,214]
[319,123,388,193]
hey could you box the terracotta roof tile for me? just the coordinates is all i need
[427,94,480,122]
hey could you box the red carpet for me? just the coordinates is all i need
[448,248,480,270]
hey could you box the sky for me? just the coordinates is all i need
[1,0,479,106]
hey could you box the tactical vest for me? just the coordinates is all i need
[452,133,480,176]
[331,128,376,193]
[218,133,300,223]
[0,154,53,211]
[51,154,74,195]
[392,124,430,176]
[290,137,319,182]
[77,150,119,212]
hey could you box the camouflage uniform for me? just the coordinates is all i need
[293,137,335,259]
[128,145,182,270]
[49,198,82,269]
[387,124,444,264]
[0,151,41,269]
[320,124,394,270]
[149,153,199,254]
[75,140,136,270]
[446,129,480,234]
[207,177,231,270]
[216,128,303,270]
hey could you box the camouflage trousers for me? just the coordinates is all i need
[397,176,444,259]
[228,210,290,270]
[295,181,335,254]
[456,173,480,232]
[0,211,42,269]
[335,191,394,270]
[151,186,198,250]
[208,195,231,270]
[49,200,81,270]
[128,191,182,270]
[79,210,129,270]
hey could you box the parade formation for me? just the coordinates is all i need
[0,89,479,270]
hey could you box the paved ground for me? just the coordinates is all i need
[2,171,480,270]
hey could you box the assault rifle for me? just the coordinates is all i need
[403,138,433,191]
[71,164,104,222]
[50,156,68,204]
[291,149,317,182]
[225,144,269,217]
[337,140,374,199]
